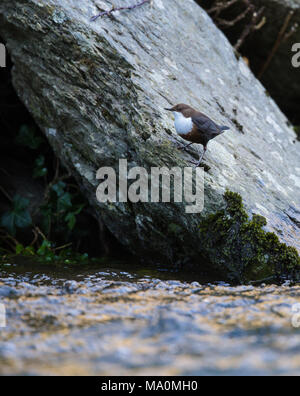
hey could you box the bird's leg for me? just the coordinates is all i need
[197,146,207,166]
[176,142,193,151]
[189,146,207,167]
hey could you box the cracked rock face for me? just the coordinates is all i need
[0,0,299,266]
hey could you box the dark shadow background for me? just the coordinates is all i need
[198,0,300,126]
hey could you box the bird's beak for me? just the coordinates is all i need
[165,108,173,111]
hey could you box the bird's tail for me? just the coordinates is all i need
[219,125,230,131]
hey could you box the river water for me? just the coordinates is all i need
[0,260,300,376]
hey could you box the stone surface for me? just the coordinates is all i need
[0,0,299,270]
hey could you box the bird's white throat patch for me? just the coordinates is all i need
[173,112,193,135]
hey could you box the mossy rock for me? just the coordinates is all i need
[199,191,300,283]
[294,126,300,141]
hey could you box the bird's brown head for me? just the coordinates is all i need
[165,103,192,113]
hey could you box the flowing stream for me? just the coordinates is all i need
[0,260,300,375]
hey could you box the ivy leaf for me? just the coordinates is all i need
[15,125,43,150]
[34,167,47,179]
[57,192,72,212]
[33,155,48,179]
[37,240,52,256]
[15,244,25,255]
[0,212,16,236]
[65,212,76,230]
[64,205,84,230]
[52,181,66,197]
[14,209,32,229]
[13,195,30,212]
[0,195,32,236]
[73,204,85,215]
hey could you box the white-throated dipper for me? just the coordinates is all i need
[165,104,230,167]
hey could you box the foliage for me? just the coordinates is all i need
[11,240,90,265]
[293,126,300,141]
[15,124,44,150]
[0,195,32,236]
[41,180,85,234]
[0,124,89,263]
[33,155,48,178]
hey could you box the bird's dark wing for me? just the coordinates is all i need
[191,114,221,137]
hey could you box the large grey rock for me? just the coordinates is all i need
[0,0,299,272]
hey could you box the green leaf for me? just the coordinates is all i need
[33,167,47,178]
[57,192,72,212]
[37,240,52,256]
[73,204,85,215]
[15,244,35,256]
[23,246,35,256]
[0,195,32,235]
[14,210,32,229]
[15,244,25,254]
[33,155,48,179]
[13,195,30,212]
[13,195,32,229]
[35,155,45,167]
[0,212,16,236]
[65,212,76,230]
[64,204,84,230]
[15,125,43,150]
[52,181,66,197]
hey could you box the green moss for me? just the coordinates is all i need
[168,223,183,236]
[293,126,300,141]
[198,191,300,283]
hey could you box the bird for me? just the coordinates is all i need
[165,104,230,167]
